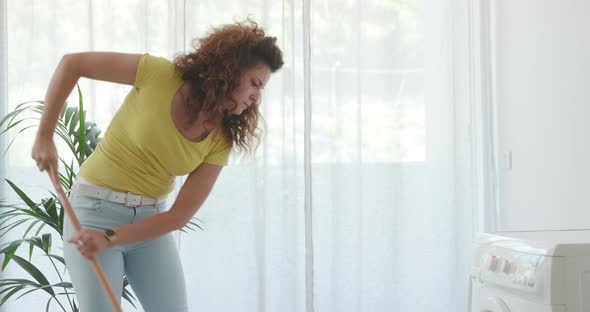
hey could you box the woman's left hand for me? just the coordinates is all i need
[67,228,110,260]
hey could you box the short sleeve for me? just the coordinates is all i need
[133,53,177,88]
[203,131,233,166]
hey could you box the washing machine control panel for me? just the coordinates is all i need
[476,249,546,292]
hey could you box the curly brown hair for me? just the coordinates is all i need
[173,19,284,153]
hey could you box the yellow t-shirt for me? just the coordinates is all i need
[78,53,232,198]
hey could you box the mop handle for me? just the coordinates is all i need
[48,170,122,312]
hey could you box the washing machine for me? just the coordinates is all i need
[470,230,590,312]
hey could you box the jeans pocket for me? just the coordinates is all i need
[69,192,105,213]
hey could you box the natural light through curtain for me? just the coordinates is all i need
[1,0,475,311]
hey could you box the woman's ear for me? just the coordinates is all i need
[219,100,230,113]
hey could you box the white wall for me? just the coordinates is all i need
[493,0,590,231]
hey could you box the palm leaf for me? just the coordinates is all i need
[22,219,43,239]
[0,285,26,306]
[122,278,137,309]
[4,179,39,210]
[1,244,19,271]
[0,88,101,167]
[76,85,87,164]
[42,254,65,266]
[9,254,55,296]
[0,86,140,310]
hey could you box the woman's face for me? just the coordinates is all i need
[225,63,272,115]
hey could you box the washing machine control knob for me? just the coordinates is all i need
[488,256,499,271]
[501,260,511,273]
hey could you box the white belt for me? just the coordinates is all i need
[72,178,167,208]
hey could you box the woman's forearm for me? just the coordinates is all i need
[112,210,184,246]
[38,55,80,137]
[110,164,222,246]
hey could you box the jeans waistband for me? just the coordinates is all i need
[72,177,167,208]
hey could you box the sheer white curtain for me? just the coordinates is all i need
[1,0,6,185]
[2,0,476,311]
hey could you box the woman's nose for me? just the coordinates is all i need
[250,90,260,102]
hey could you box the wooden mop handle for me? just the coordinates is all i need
[48,170,122,312]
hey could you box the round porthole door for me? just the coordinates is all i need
[481,296,510,312]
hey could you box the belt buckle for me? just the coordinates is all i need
[125,192,142,207]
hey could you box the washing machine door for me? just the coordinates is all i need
[480,297,510,312]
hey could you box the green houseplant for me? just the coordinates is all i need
[0,86,202,311]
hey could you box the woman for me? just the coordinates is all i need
[31,20,283,311]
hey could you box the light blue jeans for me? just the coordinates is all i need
[63,184,188,312]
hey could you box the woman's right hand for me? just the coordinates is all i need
[31,134,58,175]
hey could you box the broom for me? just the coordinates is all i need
[48,169,122,312]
